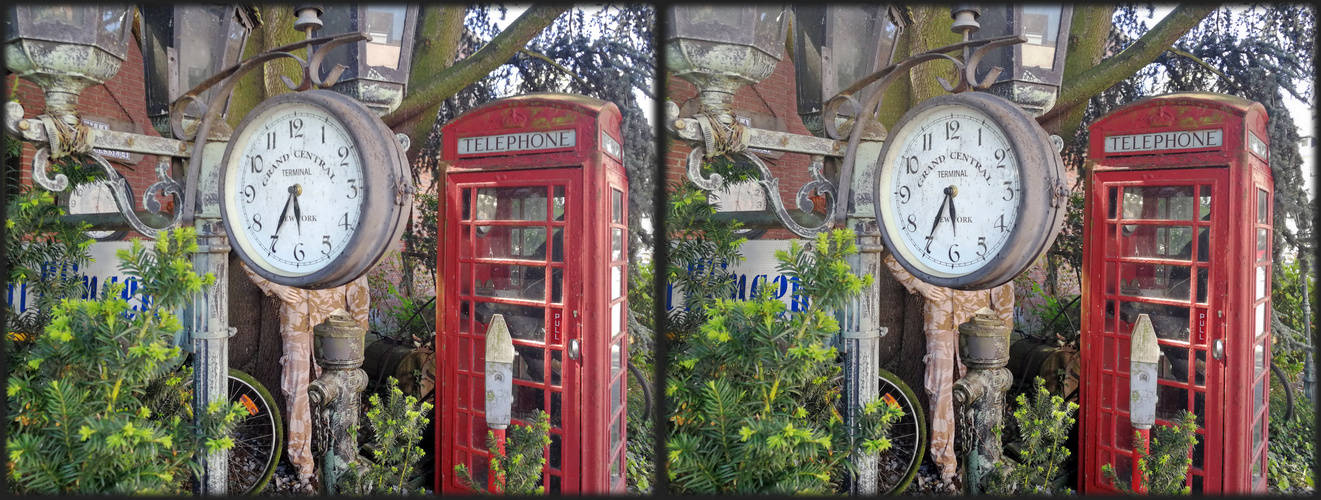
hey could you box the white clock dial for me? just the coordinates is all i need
[874,92,1067,290]
[879,104,1020,277]
[225,103,364,277]
[67,176,129,241]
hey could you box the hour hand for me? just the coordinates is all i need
[947,188,958,237]
[291,185,303,235]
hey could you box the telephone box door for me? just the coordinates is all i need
[1083,170,1227,493]
[439,169,581,494]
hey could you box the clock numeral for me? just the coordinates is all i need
[249,213,263,232]
[339,213,352,231]
[292,242,305,262]
[289,118,304,139]
[269,233,279,251]
[977,128,982,146]
[249,155,264,174]
[994,148,1008,168]
[347,179,358,199]
[922,132,933,152]
[322,235,332,257]
[976,236,987,257]
[924,235,934,254]
[904,214,917,232]
[266,131,276,150]
[897,185,911,204]
[243,185,256,203]
[995,214,1007,233]
[945,120,961,140]
[905,156,919,174]
[1002,181,1015,201]
[948,243,961,262]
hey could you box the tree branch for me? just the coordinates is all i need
[518,48,590,87]
[1040,3,1220,124]
[383,4,570,130]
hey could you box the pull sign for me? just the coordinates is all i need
[551,310,563,344]
[1195,309,1208,344]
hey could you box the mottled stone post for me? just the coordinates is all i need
[952,307,1013,494]
[310,309,369,492]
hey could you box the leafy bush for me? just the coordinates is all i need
[6,228,245,494]
[666,229,901,494]
[987,377,1079,495]
[1101,410,1199,495]
[339,376,433,495]
[454,410,552,495]
[665,181,746,353]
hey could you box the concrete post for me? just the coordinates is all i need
[310,309,369,493]
[188,140,234,496]
[952,308,1013,495]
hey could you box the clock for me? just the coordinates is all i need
[220,89,412,289]
[873,92,1066,290]
[65,171,131,241]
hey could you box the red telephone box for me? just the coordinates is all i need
[1079,92,1274,493]
[434,94,629,494]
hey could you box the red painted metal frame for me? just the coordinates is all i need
[1080,92,1273,494]
[435,94,626,494]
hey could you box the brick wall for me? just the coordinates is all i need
[665,56,819,241]
[6,33,168,239]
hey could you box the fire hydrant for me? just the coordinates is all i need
[309,309,368,493]
[952,307,1013,495]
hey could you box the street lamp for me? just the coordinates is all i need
[664,5,789,126]
[314,4,418,115]
[793,5,904,139]
[3,4,134,125]
[968,4,1073,115]
[140,5,254,138]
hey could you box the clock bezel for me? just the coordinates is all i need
[220,89,412,290]
[873,91,1066,290]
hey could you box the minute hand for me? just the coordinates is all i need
[928,192,949,238]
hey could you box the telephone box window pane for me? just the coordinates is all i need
[1156,383,1188,421]
[549,432,562,469]
[1192,434,1205,470]
[1256,266,1267,300]
[1253,418,1263,451]
[1100,412,1112,446]
[1118,335,1131,373]
[1118,376,1130,412]
[611,377,623,413]
[1106,262,1117,294]
[1196,268,1208,304]
[1116,301,1188,341]
[475,187,547,221]
[1105,299,1116,332]
[551,227,564,262]
[1108,187,1119,219]
[1194,350,1206,386]
[473,264,544,301]
[474,303,545,342]
[1198,185,1211,220]
[553,185,565,220]
[479,227,545,260]
[612,228,624,261]
[1103,336,1115,370]
[611,266,622,299]
[1257,228,1269,261]
[515,345,545,383]
[551,391,562,428]
[611,302,622,337]
[1114,454,1133,484]
[1254,339,1266,376]
[458,375,469,410]
[1158,344,1189,383]
[1115,418,1133,451]
[1124,263,1192,300]
[469,453,489,487]
[1193,390,1204,418]
[462,188,472,220]
[551,350,562,386]
[551,268,563,304]
[1121,225,1193,259]
[512,384,543,422]
[1254,377,1266,414]
[1195,227,1209,262]
[611,340,623,377]
[1101,374,1113,408]
[461,264,472,295]
[549,474,561,494]
[612,189,623,223]
[524,227,548,259]
[1122,185,1194,220]
[1257,188,1269,223]
[459,337,471,372]
[1255,302,1266,337]
[1192,474,1203,493]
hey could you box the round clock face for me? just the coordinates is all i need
[221,90,412,289]
[67,176,129,241]
[874,92,1066,290]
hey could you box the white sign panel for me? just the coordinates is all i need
[456,129,576,156]
[6,241,153,317]
[1103,128,1223,154]
[666,240,811,313]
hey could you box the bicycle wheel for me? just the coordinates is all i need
[875,368,926,495]
[627,361,653,418]
[1270,361,1296,422]
[227,368,283,495]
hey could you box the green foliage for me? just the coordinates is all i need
[626,261,654,493]
[4,189,95,345]
[1268,391,1315,493]
[340,377,434,495]
[987,377,1079,495]
[666,228,901,494]
[454,410,552,495]
[1271,256,1316,367]
[1101,410,1199,495]
[665,181,746,353]
[1013,277,1082,346]
[6,228,245,495]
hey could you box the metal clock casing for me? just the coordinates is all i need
[873,92,1067,290]
[219,89,412,289]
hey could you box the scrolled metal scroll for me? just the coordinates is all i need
[686,146,836,237]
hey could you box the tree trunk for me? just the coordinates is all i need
[227,252,288,415]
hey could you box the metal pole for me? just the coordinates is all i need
[188,140,234,495]
[1301,257,1314,401]
[843,217,886,495]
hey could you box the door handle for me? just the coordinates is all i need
[1212,339,1224,360]
[568,339,581,361]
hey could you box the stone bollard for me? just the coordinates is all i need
[952,307,1013,495]
[309,309,369,493]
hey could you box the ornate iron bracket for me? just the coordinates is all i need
[666,34,1029,237]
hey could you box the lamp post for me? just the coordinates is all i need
[314,3,418,116]
[793,5,904,139]
[140,5,253,138]
[968,4,1073,116]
